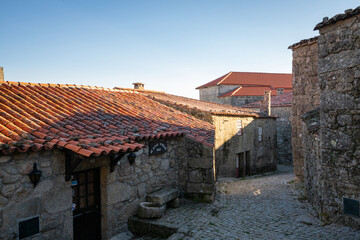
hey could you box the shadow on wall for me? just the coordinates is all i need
[213,116,277,179]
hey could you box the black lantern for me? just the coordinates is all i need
[28,163,42,187]
[127,152,136,165]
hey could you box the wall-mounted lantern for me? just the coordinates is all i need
[127,152,136,165]
[28,163,42,187]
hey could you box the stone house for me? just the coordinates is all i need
[242,91,293,165]
[127,89,278,179]
[0,81,216,239]
[196,71,292,106]
[289,6,360,229]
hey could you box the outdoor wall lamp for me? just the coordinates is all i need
[127,152,136,165]
[28,163,42,187]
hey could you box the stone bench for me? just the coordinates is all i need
[146,188,179,208]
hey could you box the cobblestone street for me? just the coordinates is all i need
[128,166,360,240]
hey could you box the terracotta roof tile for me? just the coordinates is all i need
[196,72,292,89]
[0,81,214,156]
[314,6,360,30]
[137,90,267,118]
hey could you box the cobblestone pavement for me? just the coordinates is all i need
[132,166,360,240]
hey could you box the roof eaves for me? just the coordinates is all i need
[288,36,319,49]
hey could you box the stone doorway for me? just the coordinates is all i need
[72,168,101,240]
[236,151,251,178]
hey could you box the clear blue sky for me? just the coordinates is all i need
[0,1,358,99]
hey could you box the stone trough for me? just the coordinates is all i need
[130,188,180,237]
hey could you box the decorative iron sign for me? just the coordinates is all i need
[149,141,167,155]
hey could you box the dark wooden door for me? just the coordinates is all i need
[245,151,251,176]
[72,168,101,240]
[236,153,245,178]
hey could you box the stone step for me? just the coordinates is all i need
[128,217,178,238]
[146,188,179,205]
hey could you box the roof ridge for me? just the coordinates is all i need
[216,72,232,85]
[0,80,142,93]
[231,86,242,96]
[230,71,292,75]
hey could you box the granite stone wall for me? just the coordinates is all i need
[0,136,216,239]
[185,138,215,202]
[272,107,293,165]
[198,85,263,107]
[317,14,360,229]
[98,138,187,238]
[289,38,320,181]
[213,115,277,178]
[0,150,72,240]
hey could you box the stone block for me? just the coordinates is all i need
[188,170,203,183]
[128,217,177,238]
[137,202,165,219]
[188,157,212,169]
[0,156,11,163]
[107,182,136,205]
[186,183,214,194]
[44,188,72,214]
[166,198,179,208]
[146,188,179,205]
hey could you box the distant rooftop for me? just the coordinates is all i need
[242,91,292,108]
[196,72,292,89]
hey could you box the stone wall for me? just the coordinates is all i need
[0,150,72,240]
[97,138,186,238]
[185,138,215,202]
[316,14,360,229]
[224,95,264,107]
[272,107,293,165]
[289,37,320,181]
[213,115,277,178]
[301,108,322,214]
[0,136,216,239]
[198,85,263,107]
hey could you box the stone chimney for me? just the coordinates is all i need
[0,67,3,81]
[133,82,144,90]
[260,91,271,116]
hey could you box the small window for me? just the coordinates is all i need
[258,127,263,142]
[277,88,284,95]
[236,120,243,136]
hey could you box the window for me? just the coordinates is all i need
[258,127,263,142]
[236,120,243,135]
[277,88,284,95]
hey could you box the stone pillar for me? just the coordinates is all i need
[260,91,271,116]
[288,37,319,181]
[0,67,3,81]
[133,82,144,90]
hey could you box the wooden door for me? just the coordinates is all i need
[245,151,251,176]
[72,168,101,240]
[236,153,245,178]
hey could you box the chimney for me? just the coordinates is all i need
[260,91,271,116]
[133,82,144,90]
[0,67,3,81]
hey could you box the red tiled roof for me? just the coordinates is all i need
[242,91,293,108]
[131,90,268,117]
[196,72,292,89]
[0,81,214,156]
